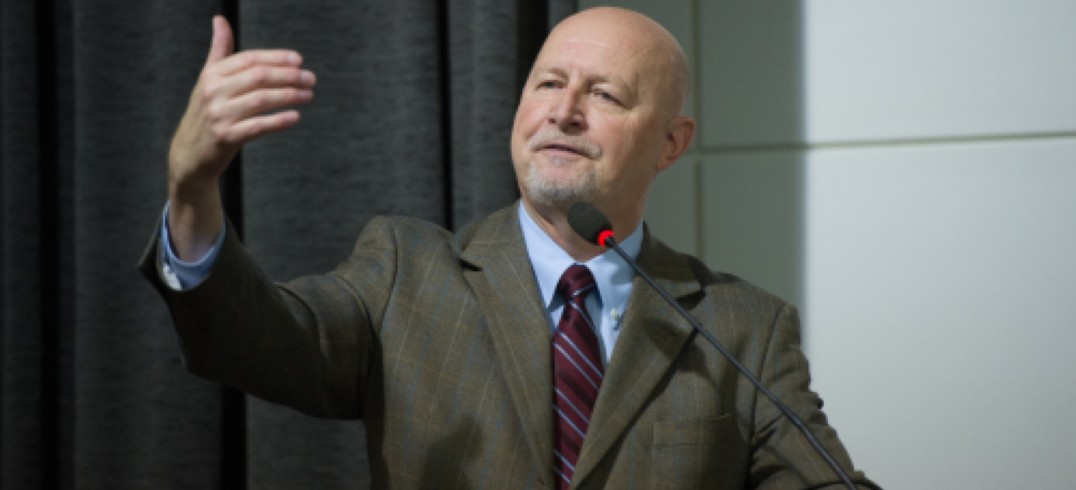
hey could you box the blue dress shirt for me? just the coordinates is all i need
[516,204,642,365]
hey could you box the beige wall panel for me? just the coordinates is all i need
[697,2,806,148]
[700,151,807,306]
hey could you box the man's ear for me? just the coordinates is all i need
[657,116,696,171]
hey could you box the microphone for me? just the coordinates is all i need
[567,202,859,490]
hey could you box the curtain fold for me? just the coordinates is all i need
[0,0,575,488]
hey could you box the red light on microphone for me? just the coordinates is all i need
[597,229,615,248]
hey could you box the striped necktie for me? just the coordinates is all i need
[552,264,603,489]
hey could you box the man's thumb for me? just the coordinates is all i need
[205,15,234,66]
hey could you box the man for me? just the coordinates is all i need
[143,7,878,489]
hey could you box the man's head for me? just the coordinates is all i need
[510,7,695,238]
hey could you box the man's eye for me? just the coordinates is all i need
[594,90,620,104]
[537,80,560,89]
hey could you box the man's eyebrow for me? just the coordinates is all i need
[533,66,568,78]
[530,66,635,96]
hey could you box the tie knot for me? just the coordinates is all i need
[557,264,595,299]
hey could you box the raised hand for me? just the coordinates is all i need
[167,15,316,260]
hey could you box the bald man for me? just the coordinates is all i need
[143,7,878,489]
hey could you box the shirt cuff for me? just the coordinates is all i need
[158,202,225,291]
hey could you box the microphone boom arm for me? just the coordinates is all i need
[602,235,859,490]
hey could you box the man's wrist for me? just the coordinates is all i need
[159,202,225,290]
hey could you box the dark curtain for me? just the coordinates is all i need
[1,0,576,488]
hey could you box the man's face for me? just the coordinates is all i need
[510,20,674,220]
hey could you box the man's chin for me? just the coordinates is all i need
[521,164,598,208]
[524,186,595,210]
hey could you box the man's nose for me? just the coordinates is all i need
[547,90,586,131]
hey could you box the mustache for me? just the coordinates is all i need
[526,129,601,159]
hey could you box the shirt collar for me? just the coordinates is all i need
[517,202,643,311]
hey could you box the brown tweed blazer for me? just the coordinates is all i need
[140,204,878,489]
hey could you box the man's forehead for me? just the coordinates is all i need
[542,21,647,57]
[533,34,645,80]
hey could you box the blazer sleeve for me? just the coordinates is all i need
[138,217,399,419]
[747,303,882,490]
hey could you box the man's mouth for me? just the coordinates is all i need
[540,142,584,155]
[528,131,600,159]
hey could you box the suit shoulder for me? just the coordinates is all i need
[354,215,455,254]
[690,255,787,304]
[647,234,790,310]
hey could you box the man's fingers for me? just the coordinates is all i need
[203,16,301,76]
[201,85,312,146]
[215,87,313,125]
[203,65,315,103]
[214,49,304,78]
[205,15,234,67]
[179,18,311,174]
[223,110,302,145]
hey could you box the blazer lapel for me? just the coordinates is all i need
[458,206,555,482]
[573,229,702,484]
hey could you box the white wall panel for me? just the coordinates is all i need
[804,138,1076,489]
[804,0,1076,143]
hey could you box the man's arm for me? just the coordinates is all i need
[138,214,381,419]
[166,15,315,261]
[749,304,881,490]
[138,15,381,417]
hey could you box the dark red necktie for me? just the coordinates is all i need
[552,264,603,489]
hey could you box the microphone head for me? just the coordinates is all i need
[568,202,615,247]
